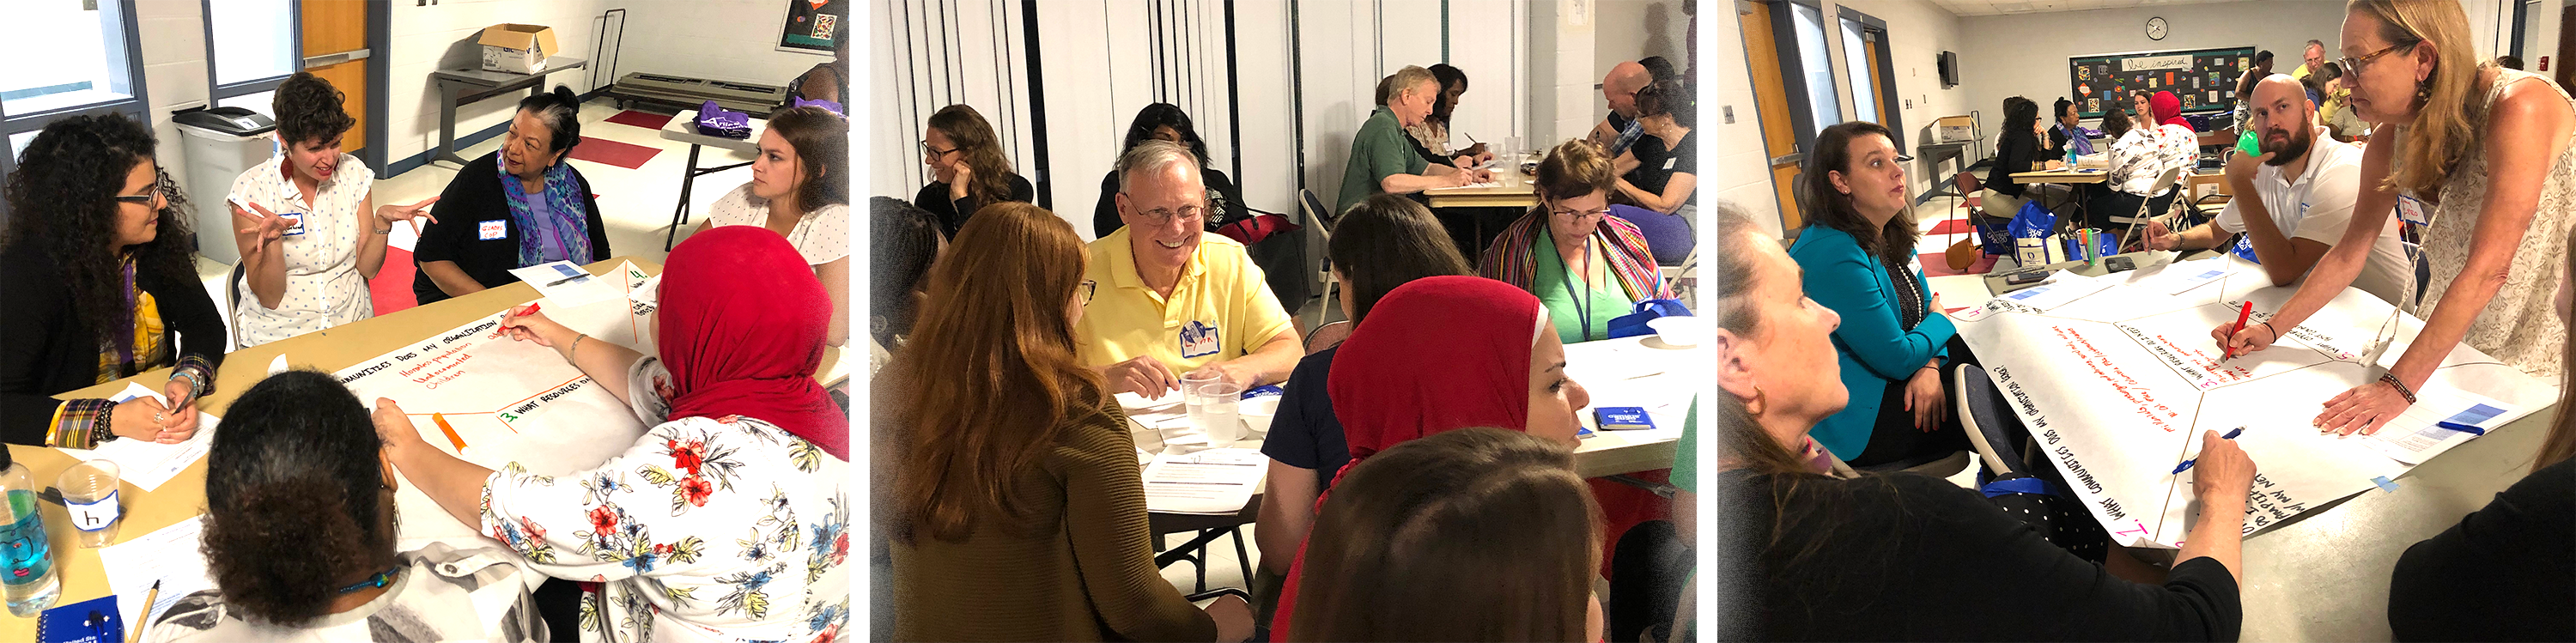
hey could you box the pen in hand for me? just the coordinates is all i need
[2172,427,2247,474]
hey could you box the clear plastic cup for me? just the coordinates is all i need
[58,461,120,548]
[1191,383,1244,444]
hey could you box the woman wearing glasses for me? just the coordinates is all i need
[0,113,222,451]
[916,105,1035,239]
[2216,0,2576,435]
[879,201,1255,641]
[1788,121,1969,468]
[1479,139,1671,345]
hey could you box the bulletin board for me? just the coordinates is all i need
[2066,46,2257,118]
[776,0,847,54]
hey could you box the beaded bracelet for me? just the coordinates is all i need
[91,403,116,446]
[2379,372,2418,403]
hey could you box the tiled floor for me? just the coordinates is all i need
[195,100,759,325]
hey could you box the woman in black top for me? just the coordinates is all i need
[916,105,1034,238]
[0,113,223,452]
[1984,96,2075,214]
[1710,209,2254,640]
[1615,79,1697,214]
[2385,228,2576,640]
[1254,194,1473,578]
[410,87,611,306]
[1090,103,1249,238]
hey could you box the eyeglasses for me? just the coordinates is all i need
[2338,41,2417,76]
[1132,205,1206,227]
[110,193,155,206]
[1549,205,1611,220]
[920,142,959,160]
[1078,280,1097,306]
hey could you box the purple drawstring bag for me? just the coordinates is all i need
[791,97,844,117]
[695,100,751,139]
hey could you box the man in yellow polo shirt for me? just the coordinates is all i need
[1081,140,1302,396]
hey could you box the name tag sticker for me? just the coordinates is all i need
[1662,157,1676,170]
[278,211,306,237]
[2396,195,2429,227]
[479,220,508,240]
[1178,321,1220,360]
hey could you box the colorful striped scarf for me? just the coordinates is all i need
[1478,209,1669,303]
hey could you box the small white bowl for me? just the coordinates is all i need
[1239,395,1282,436]
[1647,317,1704,347]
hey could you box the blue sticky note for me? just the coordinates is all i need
[2371,476,2400,493]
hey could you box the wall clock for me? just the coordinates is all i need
[2146,16,2169,40]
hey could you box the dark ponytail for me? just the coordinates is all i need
[514,85,584,156]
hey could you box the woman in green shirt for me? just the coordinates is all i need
[1478,139,1670,343]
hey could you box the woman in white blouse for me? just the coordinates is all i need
[228,72,435,349]
[690,106,851,346]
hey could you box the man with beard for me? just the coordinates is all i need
[2144,75,2414,305]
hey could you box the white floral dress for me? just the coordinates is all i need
[481,357,851,643]
[2409,69,2576,379]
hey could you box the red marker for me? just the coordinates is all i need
[2223,300,2254,361]
[519,302,542,317]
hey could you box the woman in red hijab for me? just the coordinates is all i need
[2151,90,2191,130]
[374,226,848,642]
[1269,275,1607,640]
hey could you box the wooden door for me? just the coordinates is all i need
[301,0,368,155]
[1865,35,1887,123]
[2560,6,2573,91]
[1742,2,1805,234]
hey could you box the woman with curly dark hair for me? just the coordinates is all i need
[409,86,611,306]
[0,112,223,452]
[917,104,1034,238]
[1089,102,1249,237]
[228,71,437,348]
[146,370,547,642]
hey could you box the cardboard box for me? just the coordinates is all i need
[477,24,559,74]
[1935,114,1977,143]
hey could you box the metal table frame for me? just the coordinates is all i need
[428,58,589,168]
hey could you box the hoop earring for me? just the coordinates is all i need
[1747,385,1769,418]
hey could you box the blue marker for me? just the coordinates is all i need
[2172,427,2246,474]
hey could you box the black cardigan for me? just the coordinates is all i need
[1090,167,1249,239]
[410,154,612,306]
[916,174,1036,240]
[2388,457,2576,640]
[1985,129,2050,197]
[0,242,227,444]
[1722,470,2242,640]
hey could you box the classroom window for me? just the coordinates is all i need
[205,0,299,100]
[1839,18,1875,124]
[9,131,34,161]
[0,0,138,116]
[1788,2,1840,130]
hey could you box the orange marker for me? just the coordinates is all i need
[431,413,467,452]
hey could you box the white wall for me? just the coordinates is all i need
[1704,0,1782,238]
[1953,1,2346,153]
[1596,0,1692,81]
[2525,0,2563,72]
[136,0,214,199]
[385,0,613,168]
[613,0,835,89]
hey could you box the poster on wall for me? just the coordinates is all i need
[777,0,846,55]
[2068,45,2256,118]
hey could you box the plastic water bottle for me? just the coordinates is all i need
[0,463,58,617]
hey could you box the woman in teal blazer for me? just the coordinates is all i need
[1784,121,1970,466]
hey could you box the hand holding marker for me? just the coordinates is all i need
[2173,427,2245,474]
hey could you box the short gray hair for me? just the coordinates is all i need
[1117,139,1201,195]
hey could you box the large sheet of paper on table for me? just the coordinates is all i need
[335,262,659,548]
[1953,256,2558,549]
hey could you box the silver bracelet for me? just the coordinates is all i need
[568,333,587,361]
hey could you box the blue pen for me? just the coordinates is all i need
[2172,428,2247,474]
[2435,422,2487,435]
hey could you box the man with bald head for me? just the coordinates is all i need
[1589,61,1654,151]
[2145,74,2413,304]
[1084,139,1302,396]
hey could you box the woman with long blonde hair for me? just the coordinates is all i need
[2218,0,2576,435]
[879,203,1253,641]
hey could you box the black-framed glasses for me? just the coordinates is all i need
[1078,280,1097,306]
[920,142,959,159]
[2339,41,2417,76]
[110,194,155,205]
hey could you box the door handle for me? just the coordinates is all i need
[302,49,372,68]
